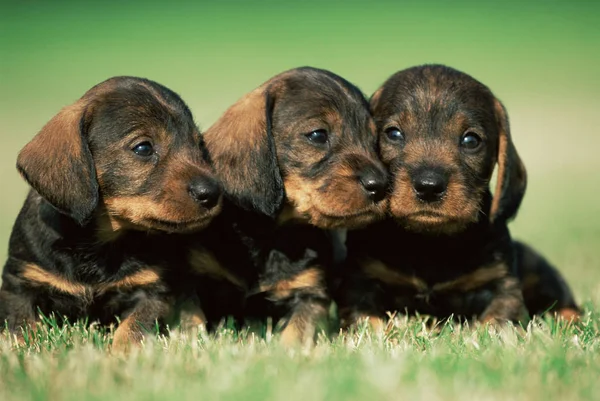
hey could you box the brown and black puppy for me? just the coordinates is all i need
[195,67,388,345]
[337,65,578,328]
[0,77,222,350]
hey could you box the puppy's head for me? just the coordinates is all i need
[17,77,222,233]
[371,65,526,234]
[204,67,388,229]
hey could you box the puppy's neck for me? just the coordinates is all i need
[95,209,127,243]
[276,203,310,226]
[94,202,158,243]
[34,195,127,249]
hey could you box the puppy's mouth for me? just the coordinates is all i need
[102,195,223,235]
[109,214,217,234]
[312,206,385,229]
[318,208,377,219]
[142,217,214,233]
[402,210,457,223]
[395,211,468,234]
[410,210,447,218]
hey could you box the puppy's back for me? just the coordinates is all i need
[515,241,579,319]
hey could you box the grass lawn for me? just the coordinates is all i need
[1,1,599,400]
[1,313,599,401]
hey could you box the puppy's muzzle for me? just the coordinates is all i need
[411,168,448,203]
[188,176,221,210]
[358,166,387,203]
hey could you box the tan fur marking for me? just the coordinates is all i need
[283,174,314,219]
[280,319,303,347]
[180,308,207,329]
[98,268,161,294]
[104,196,182,223]
[178,300,207,331]
[361,258,427,290]
[189,250,245,289]
[22,263,88,296]
[388,168,482,234]
[23,263,163,298]
[362,259,508,294]
[95,211,125,243]
[103,196,216,233]
[279,301,328,347]
[556,308,580,322]
[491,124,509,218]
[276,203,310,226]
[480,315,500,325]
[261,268,323,299]
[490,98,526,222]
[111,298,171,352]
[112,314,140,353]
[433,264,508,293]
[284,172,386,230]
[353,314,386,333]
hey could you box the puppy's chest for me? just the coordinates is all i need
[76,236,185,282]
[258,225,333,286]
[350,229,507,315]
[189,224,333,298]
[34,237,186,314]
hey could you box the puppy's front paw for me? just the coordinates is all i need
[111,319,145,353]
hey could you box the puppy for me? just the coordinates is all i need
[0,77,222,350]
[194,67,388,345]
[337,65,578,328]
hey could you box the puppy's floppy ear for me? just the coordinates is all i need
[17,101,99,225]
[369,87,384,113]
[203,86,284,217]
[490,98,527,223]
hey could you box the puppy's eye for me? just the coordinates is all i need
[461,132,482,150]
[305,129,328,145]
[132,141,154,157]
[385,127,405,142]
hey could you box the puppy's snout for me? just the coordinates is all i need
[358,167,388,203]
[188,176,221,209]
[412,169,447,203]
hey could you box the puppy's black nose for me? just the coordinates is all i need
[358,168,388,203]
[412,170,447,202]
[188,177,221,209]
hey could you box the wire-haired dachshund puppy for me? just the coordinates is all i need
[0,77,222,350]
[194,66,388,345]
[337,65,578,328]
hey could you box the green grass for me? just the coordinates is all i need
[1,1,599,400]
[1,313,600,401]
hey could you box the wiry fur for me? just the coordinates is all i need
[337,65,578,328]
[0,77,223,351]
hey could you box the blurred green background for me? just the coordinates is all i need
[1,0,598,302]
